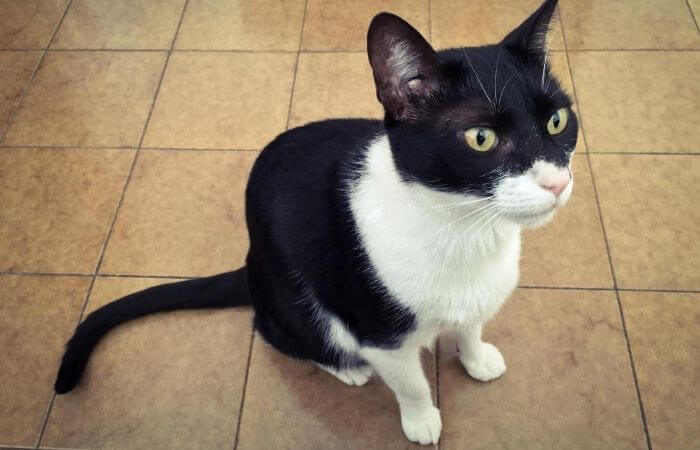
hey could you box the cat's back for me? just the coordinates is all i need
[245,118,383,258]
[250,118,383,183]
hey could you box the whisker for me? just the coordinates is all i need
[541,43,550,91]
[498,73,515,106]
[463,49,493,107]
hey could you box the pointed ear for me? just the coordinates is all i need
[367,13,440,121]
[501,0,558,57]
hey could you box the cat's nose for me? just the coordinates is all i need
[538,171,571,198]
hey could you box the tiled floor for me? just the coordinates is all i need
[0,0,698,449]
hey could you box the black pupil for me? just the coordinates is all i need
[476,129,486,146]
[552,112,560,128]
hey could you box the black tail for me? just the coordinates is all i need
[54,268,250,394]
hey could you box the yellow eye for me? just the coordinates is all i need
[547,107,569,135]
[464,127,497,152]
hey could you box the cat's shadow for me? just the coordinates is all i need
[257,340,438,449]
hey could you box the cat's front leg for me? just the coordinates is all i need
[457,323,506,381]
[361,346,441,445]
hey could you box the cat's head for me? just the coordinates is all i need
[367,0,576,228]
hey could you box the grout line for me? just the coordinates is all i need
[2,271,696,293]
[33,3,190,446]
[284,0,310,130]
[685,0,700,32]
[91,0,190,278]
[561,22,653,450]
[233,330,257,450]
[35,275,97,448]
[2,144,696,155]
[4,48,698,53]
[140,147,260,153]
[518,285,612,291]
[0,0,75,145]
[587,151,699,156]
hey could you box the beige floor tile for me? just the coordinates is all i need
[2,51,166,147]
[0,275,89,447]
[622,291,700,450]
[175,0,305,50]
[520,154,612,288]
[142,52,295,149]
[301,0,429,51]
[569,51,700,153]
[0,51,41,133]
[0,0,69,49]
[237,334,436,449]
[42,277,254,449]
[560,0,700,50]
[288,52,382,128]
[51,0,185,50]
[439,288,646,449]
[100,150,256,276]
[0,148,134,273]
[431,0,564,50]
[590,155,700,290]
[690,0,700,19]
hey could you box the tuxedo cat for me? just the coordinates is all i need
[54,0,576,444]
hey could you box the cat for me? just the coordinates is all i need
[54,0,577,445]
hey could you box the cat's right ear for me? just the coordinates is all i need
[367,13,440,122]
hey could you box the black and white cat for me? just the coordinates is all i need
[54,0,577,445]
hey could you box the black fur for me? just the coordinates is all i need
[55,0,575,393]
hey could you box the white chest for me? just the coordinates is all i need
[349,136,522,331]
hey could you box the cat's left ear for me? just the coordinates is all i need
[367,13,440,122]
[501,0,558,58]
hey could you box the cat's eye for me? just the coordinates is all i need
[464,127,498,152]
[547,108,569,135]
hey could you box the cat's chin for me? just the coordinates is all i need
[506,209,557,229]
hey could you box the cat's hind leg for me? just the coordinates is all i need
[317,363,373,386]
[457,323,506,382]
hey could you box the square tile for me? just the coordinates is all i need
[51,0,186,50]
[0,148,135,273]
[42,277,254,449]
[2,51,167,147]
[438,288,646,449]
[0,51,41,134]
[520,154,612,288]
[0,0,69,49]
[237,334,436,449]
[142,52,295,149]
[301,0,429,51]
[431,0,565,50]
[0,275,89,447]
[175,0,305,51]
[288,52,382,128]
[590,154,700,290]
[568,52,700,153]
[100,150,256,276]
[621,291,700,450]
[560,0,700,50]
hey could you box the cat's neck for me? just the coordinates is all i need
[349,134,520,260]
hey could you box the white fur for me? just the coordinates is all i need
[318,135,571,444]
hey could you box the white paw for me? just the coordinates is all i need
[318,364,372,386]
[401,406,442,445]
[460,342,506,382]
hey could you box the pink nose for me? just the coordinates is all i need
[539,172,571,198]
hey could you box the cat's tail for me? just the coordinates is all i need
[54,268,251,395]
